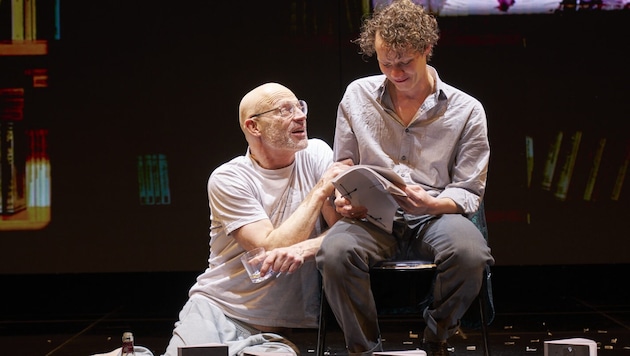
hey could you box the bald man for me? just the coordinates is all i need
[162,83,350,356]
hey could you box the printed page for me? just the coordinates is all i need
[332,165,407,233]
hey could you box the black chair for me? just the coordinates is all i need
[316,203,494,356]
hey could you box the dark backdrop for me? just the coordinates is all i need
[1,1,628,274]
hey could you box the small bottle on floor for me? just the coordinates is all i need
[122,332,135,356]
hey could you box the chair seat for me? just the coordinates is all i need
[372,260,436,270]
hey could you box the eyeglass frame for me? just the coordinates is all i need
[249,99,308,119]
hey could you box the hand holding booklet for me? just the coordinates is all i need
[331,165,407,233]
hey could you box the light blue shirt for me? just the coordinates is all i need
[333,66,489,213]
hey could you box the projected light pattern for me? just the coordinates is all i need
[372,0,629,15]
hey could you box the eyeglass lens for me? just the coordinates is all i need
[280,100,307,118]
[297,100,307,116]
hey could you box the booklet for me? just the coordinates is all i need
[332,165,407,233]
[374,350,427,356]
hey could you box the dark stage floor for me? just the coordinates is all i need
[2,264,629,356]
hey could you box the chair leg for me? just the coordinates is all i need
[478,271,491,356]
[316,289,328,356]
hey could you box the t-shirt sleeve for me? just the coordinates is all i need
[309,138,334,177]
[207,164,268,236]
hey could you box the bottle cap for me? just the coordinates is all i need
[122,332,134,342]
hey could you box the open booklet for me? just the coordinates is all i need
[332,165,407,233]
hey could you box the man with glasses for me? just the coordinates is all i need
[162,82,350,356]
[317,1,495,355]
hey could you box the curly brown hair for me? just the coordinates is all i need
[354,0,439,60]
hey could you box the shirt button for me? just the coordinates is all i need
[401,156,407,161]
[405,128,410,133]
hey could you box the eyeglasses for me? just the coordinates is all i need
[249,100,308,120]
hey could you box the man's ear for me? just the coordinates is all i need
[244,118,262,136]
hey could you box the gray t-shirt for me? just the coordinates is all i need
[189,138,333,329]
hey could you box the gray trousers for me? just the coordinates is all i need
[315,214,494,356]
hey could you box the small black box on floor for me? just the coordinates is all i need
[177,343,228,356]
[544,338,596,356]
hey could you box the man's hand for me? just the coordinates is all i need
[259,246,306,276]
[321,159,354,195]
[393,184,460,215]
[331,193,368,220]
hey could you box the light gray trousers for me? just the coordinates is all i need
[162,297,299,356]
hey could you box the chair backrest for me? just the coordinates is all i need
[464,200,495,327]
[468,200,489,242]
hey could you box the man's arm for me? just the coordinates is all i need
[233,160,350,252]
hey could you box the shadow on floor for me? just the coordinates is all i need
[1,264,629,355]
